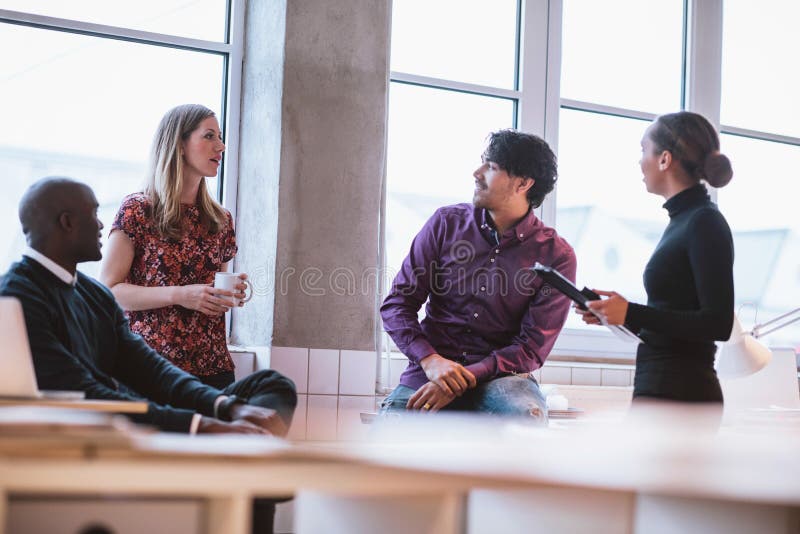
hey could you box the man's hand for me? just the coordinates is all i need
[229,404,288,437]
[419,353,477,396]
[407,381,455,412]
[197,416,268,434]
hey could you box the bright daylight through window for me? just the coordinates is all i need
[385,0,800,357]
[0,1,236,278]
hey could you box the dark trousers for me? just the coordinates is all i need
[200,369,297,534]
[199,369,298,428]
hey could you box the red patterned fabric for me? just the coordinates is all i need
[111,193,237,377]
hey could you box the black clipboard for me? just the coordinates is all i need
[532,262,643,343]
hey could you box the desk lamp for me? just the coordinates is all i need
[716,307,800,378]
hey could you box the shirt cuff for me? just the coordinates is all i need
[407,337,437,362]
[464,356,497,383]
[213,395,229,419]
[189,413,203,435]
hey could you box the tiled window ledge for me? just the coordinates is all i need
[230,345,640,442]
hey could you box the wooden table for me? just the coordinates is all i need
[0,404,798,534]
[0,398,148,413]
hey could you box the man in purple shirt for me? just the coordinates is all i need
[380,129,576,422]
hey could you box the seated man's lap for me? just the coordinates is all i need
[379,374,547,423]
[471,374,547,421]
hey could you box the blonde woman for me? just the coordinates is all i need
[100,104,246,388]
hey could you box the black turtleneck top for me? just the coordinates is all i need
[625,183,734,372]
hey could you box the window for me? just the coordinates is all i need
[385,0,520,305]
[387,0,798,362]
[556,0,685,345]
[718,0,800,349]
[0,3,243,278]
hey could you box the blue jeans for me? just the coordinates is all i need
[379,374,548,424]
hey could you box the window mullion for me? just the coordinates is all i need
[222,0,245,216]
[518,0,561,224]
[685,0,723,203]
[684,0,723,125]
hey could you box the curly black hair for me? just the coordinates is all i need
[483,129,558,208]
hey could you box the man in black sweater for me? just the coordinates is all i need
[1,177,296,435]
[3,177,296,531]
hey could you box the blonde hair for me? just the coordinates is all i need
[144,104,228,239]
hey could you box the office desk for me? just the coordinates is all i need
[0,398,148,413]
[1,406,799,534]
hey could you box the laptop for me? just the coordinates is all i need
[0,296,84,400]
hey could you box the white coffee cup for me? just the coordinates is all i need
[213,272,253,307]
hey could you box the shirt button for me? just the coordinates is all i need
[495,249,500,254]
[480,286,486,291]
[490,258,495,263]
[473,312,479,318]
[519,233,524,238]
[462,351,467,356]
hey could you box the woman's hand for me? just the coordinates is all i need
[234,273,249,307]
[573,302,603,325]
[585,290,629,325]
[176,284,236,316]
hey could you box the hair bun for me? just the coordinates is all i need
[703,151,733,188]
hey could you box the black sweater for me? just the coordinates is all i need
[625,184,734,366]
[0,257,221,432]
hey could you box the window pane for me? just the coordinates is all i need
[0,24,224,278]
[721,0,800,136]
[556,109,666,330]
[561,0,683,113]
[391,0,518,89]
[718,135,800,349]
[1,0,228,42]
[385,83,514,276]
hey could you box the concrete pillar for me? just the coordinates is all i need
[230,0,288,348]
[233,0,390,352]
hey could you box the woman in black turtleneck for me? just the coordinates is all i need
[576,111,734,403]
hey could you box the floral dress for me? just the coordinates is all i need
[111,193,237,377]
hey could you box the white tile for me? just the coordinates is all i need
[287,394,307,441]
[274,499,295,534]
[540,365,572,385]
[270,347,309,394]
[602,368,632,387]
[305,395,338,441]
[230,351,255,381]
[308,349,340,394]
[337,395,376,441]
[339,350,377,395]
[571,367,602,386]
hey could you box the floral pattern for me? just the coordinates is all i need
[112,193,237,377]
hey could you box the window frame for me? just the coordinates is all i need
[0,2,245,215]
[382,0,767,363]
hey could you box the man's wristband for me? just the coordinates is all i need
[217,394,245,421]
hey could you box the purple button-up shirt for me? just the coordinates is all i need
[381,203,576,390]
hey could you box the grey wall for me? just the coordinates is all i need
[233,0,390,351]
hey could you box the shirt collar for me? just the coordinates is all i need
[479,206,539,243]
[23,247,78,286]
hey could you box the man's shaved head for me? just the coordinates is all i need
[18,177,104,269]
[19,177,93,248]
